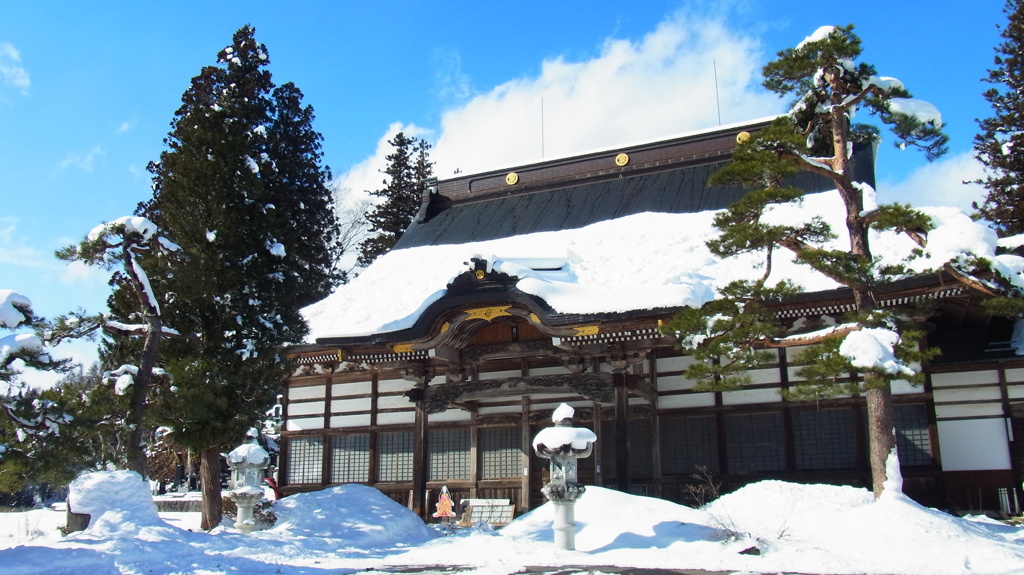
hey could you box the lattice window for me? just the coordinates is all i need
[600,418,653,478]
[480,427,521,479]
[630,418,653,478]
[793,407,856,470]
[428,428,471,481]
[377,430,414,482]
[896,404,934,467]
[725,412,786,472]
[330,434,370,483]
[660,415,720,474]
[286,437,323,484]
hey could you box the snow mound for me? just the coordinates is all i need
[270,483,436,548]
[704,479,874,541]
[67,470,161,532]
[501,485,714,551]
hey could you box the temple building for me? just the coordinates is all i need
[278,119,1024,519]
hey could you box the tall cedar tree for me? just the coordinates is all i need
[661,25,948,497]
[140,25,342,529]
[357,132,434,266]
[975,0,1024,236]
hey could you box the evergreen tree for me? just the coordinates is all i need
[661,25,948,497]
[357,132,434,266]
[141,25,340,529]
[57,216,181,477]
[266,81,346,301]
[974,0,1024,236]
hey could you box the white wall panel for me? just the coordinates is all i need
[332,381,371,396]
[288,401,325,416]
[656,356,694,372]
[285,417,323,431]
[722,388,782,406]
[377,379,411,393]
[329,414,371,428]
[1005,368,1024,383]
[657,393,715,409]
[936,419,1011,471]
[331,397,371,414]
[933,387,1003,403]
[932,370,1000,387]
[377,395,413,410]
[288,385,326,401]
[377,411,416,426]
[935,403,1004,419]
[477,405,522,416]
[427,409,473,423]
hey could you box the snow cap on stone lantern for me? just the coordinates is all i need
[532,404,597,453]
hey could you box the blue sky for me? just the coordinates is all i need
[0,0,1007,379]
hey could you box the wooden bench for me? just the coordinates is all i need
[458,498,515,527]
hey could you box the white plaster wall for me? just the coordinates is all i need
[378,378,411,393]
[285,417,324,431]
[377,411,416,425]
[288,385,326,401]
[657,393,715,409]
[936,418,1011,471]
[288,401,326,416]
[932,370,1000,387]
[332,381,371,396]
[721,388,783,406]
[330,414,371,428]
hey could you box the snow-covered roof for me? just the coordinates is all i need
[304,188,1009,342]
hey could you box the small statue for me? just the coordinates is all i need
[433,485,456,522]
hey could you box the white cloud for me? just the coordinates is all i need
[55,144,106,174]
[0,42,29,95]
[431,47,472,103]
[429,13,781,176]
[117,120,134,133]
[0,217,48,267]
[19,338,100,390]
[877,151,986,213]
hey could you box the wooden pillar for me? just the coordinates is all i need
[649,353,662,497]
[413,405,428,519]
[520,395,531,512]
[592,400,603,486]
[614,370,630,493]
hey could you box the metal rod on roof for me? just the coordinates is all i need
[714,60,722,126]
[541,97,546,158]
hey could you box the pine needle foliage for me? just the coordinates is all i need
[974,0,1024,236]
[661,24,948,496]
[357,132,434,266]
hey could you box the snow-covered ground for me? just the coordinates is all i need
[1,470,1023,575]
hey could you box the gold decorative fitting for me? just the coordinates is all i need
[505,172,519,185]
[393,343,415,353]
[465,305,512,322]
[614,153,630,166]
[336,350,345,362]
[529,313,541,324]
[440,322,450,333]
[474,269,486,280]
[573,325,600,337]
[736,131,751,144]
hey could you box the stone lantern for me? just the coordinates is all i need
[226,427,269,534]
[532,403,596,551]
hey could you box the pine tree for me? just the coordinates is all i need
[661,25,948,497]
[974,0,1024,236]
[357,132,434,266]
[141,25,339,529]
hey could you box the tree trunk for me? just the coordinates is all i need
[199,446,223,530]
[865,381,896,498]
